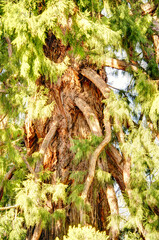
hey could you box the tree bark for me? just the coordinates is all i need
[24,32,126,240]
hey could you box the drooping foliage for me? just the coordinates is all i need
[0,0,159,239]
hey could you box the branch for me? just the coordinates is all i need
[81,68,110,98]
[0,114,7,123]
[107,154,125,193]
[114,118,131,195]
[0,89,7,93]
[0,205,19,211]
[77,99,119,237]
[81,109,111,201]
[75,97,102,136]
[103,58,138,72]
[39,120,58,155]
[14,145,38,178]
[107,144,123,165]
[0,165,16,201]
[5,37,12,58]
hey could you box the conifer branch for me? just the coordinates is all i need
[14,145,38,178]
[114,118,148,239]
[0,165,16,201]
[114,118,131,195]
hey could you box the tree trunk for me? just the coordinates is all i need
[24,32,123,240]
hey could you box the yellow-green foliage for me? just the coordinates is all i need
[27,86,55,120]
[71,135,103,165]
[96,169,112,185]
[0,0,159,239]
[63,225,108,240]
[16,176,67,227]
[0,209,26,240]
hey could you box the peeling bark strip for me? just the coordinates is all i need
[35,120,58,174]
[81,68,110,98]
[39,120,58,155]
[153,35,159,64]
[75,97,102,136]
[105,184,119,240]
[31,222,43,240]
[0,165,16,201]
[81,111,111,201]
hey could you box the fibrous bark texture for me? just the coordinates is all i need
[24,32,125,240]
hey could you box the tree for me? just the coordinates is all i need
[0,0,159,239]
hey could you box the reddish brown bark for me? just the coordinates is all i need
[24,32,125,240]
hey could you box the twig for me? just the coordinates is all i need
[14,145,38,178]
[0,114,7,123]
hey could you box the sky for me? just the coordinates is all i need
[106,67,132,90]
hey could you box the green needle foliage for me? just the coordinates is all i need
[0,0,159,239]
